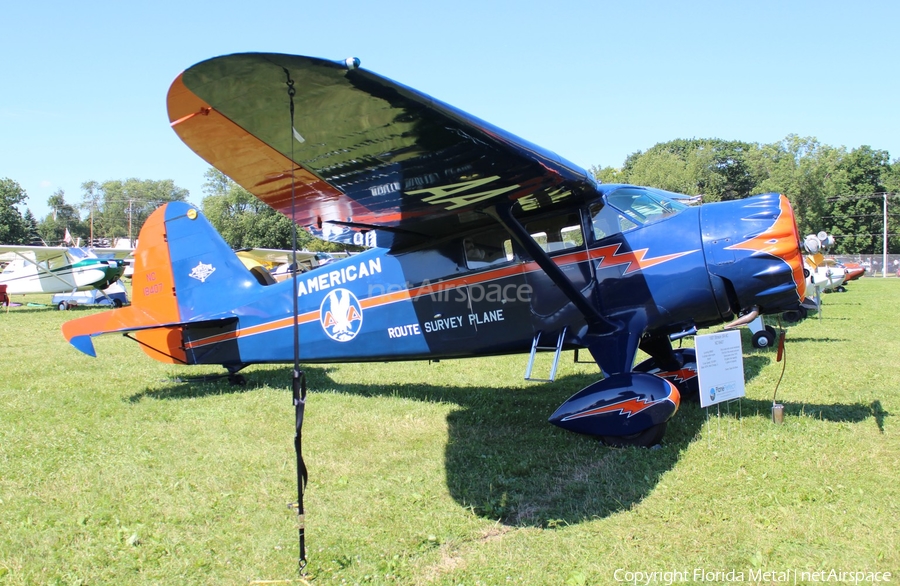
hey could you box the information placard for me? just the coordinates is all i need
[695,329,746,407]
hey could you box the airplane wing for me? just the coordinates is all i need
[90,247,135,260]
[0,245,71,264]
[167,53,600,245]
[234,247,317,268]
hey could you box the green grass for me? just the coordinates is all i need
[1,280,898,585]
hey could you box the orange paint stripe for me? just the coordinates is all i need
[185,243,695,350]
[564,397,661,420]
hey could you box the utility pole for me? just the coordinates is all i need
[883,193,888,277]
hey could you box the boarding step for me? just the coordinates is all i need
[524,327,567,382]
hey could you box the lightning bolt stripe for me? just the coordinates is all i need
[659,368,698,384]
[591,244,699,275]
[561,395,673,422]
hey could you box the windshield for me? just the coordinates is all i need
[67,248,91,261]
[605,187,688,226]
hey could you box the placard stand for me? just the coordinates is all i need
[695,330,746,444]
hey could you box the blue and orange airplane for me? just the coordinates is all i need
[62,53,807,446]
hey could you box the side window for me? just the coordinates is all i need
[464,232,514,269]
[525,212,583,254]
[605,187,687,226]
[590,202,636,240]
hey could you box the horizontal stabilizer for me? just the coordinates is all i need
[61,305,187,357]
[61,201,267,365]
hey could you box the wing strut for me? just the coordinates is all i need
[486,204,618,336]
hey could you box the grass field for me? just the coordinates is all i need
[1,278,898,585]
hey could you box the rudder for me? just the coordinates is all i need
[63,202,261,363]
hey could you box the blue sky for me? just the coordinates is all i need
[3,0,899,221]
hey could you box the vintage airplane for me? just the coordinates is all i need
[802,231,850,299]
[840,261,865,282]
[235,248,349,283]
[1,245,127,308]
[61,52,808,446]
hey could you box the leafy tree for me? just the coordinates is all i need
[82,179,189,244]
[590,165,626,184]
[883,158,900,193]
[200,168,350,252]
[620,138,757,201]
[201,169,314,250]
[0,178,30,244]
[619,148,698,195]
[37,189,88,245]
[825,146,895,254]
[746,135,843,237]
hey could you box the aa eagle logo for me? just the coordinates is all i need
[319,288,363,342]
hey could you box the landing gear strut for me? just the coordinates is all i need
[633,348,699,402]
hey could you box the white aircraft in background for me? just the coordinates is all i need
[0,246,127,306]
[803,232,847,295]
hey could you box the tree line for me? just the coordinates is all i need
[3,134,899,254]
[593,135,900,254]
[1,178,189,247]
[0,171,336,252]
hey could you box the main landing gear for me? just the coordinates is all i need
[548,372,681,448]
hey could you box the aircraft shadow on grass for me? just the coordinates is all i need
[2,305,55,314]
[124,348,887,528]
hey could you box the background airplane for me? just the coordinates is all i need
[235,248,349,283]
[1,245,126,308]
[62,53,808,447]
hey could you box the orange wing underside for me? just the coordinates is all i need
[167,74,366,227]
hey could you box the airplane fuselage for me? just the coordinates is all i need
[144,189,805,377]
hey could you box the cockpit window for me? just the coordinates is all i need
[525,212,583,254]
[464,232,514,269]
[590,202,638,239]
[605,187,688,226]
[68,248,90,261]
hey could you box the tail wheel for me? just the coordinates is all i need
[751,325,778,349]
[601,422,668,448]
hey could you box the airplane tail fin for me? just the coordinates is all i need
[62,202,260,363]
